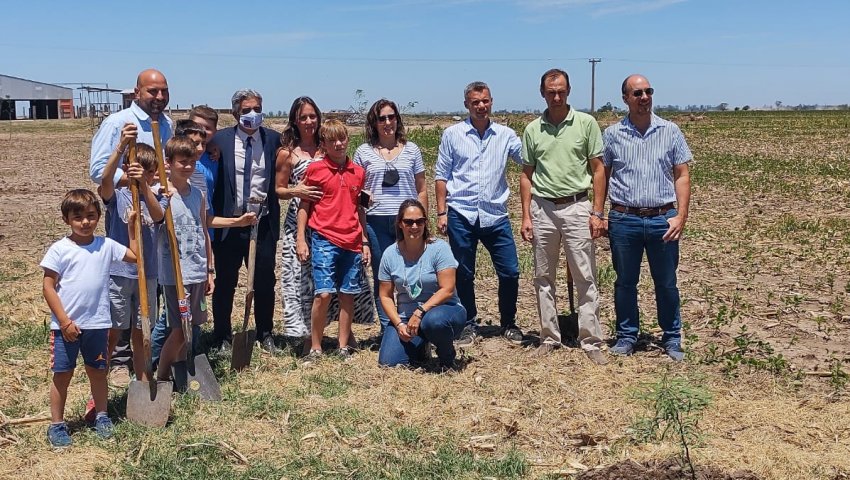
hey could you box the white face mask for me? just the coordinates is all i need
[239,111,263,130]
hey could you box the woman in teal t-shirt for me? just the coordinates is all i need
[377,199,466,370]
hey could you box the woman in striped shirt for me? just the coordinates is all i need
[353,99,428,333]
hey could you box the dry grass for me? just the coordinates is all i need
[1,112,849,479]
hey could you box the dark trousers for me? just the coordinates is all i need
[212,223,277,343]
[446,208,519,329]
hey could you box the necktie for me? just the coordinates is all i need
[242,136,253,213]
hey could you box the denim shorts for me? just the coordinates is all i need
[50,328,109,373]
[311,231,363,295]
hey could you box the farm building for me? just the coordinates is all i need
[0,74,74,120]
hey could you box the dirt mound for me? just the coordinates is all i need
[578,458,760,480]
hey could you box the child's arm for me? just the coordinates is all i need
[358,204,371,267]
[123,210,139,264]
[201,204,215,295]
[100,123,137,202]
[295,201,311,263]
[207,211,257,229]
[42,270,80,342]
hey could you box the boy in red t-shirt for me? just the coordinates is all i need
[296,119,371,362]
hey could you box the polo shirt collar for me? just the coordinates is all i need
[541,107,574,127]
[322,156,353,171]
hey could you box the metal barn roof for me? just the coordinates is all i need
[0,74,73,100]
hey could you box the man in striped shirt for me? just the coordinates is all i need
[602,74,692,361]
[520,68,607,363]
[435,81,524,347]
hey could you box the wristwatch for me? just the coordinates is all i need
[592,211,605,220]
[415,305,427,316]
[207,266,215,274]
[362,241,371,247]
[437,211,447,217]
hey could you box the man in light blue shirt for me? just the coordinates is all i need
[435,81,523,346]
[602,74,692,361]
[89,69,173,186]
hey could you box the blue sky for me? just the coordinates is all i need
[1,0,848,113]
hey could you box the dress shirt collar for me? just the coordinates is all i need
[620,113,664,136]
[130,101,156,123]
[464,117,494,136]
[236,126,261,144]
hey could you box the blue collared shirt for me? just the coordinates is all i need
[602,113,692,208]
[435,118,523,227]
[89,102,173,185]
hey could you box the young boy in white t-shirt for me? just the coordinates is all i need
[41,189,138,448]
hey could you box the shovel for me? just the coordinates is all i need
[125,139,173,427]
[151,121,221,401]
[231,201,268,371]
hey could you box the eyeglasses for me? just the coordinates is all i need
[401,217,426,227]
[377,114,397,123]
[240,106,262,114]
[631,88,654,98]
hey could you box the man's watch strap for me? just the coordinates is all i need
[592,211,605,219]
[437,211,447,217]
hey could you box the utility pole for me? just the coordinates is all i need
[588,58,601,112]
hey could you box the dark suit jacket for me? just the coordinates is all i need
[211,126,281,242]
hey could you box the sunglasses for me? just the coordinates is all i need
[240,106,262,114]
[377,114,397,122]
[631,87,654,98]
[401,217,426,227]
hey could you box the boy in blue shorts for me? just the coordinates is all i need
[296,119,370,362]
[42,189,139,447]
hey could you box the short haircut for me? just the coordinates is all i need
[174,119,206,138]
[231,89,262,115]
[61,189,101,218]
[282,96,322,150]
[365,99,407,146]
[540,68,570,92]
[165,136,198,162]
[621,74,644,95]
[319,119,348,142]
[135,143,157,170]
[188,105,218,126]
[464,81,490,101]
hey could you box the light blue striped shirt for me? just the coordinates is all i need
[353,141,424,216]
[435,118,523,227]
[602,114,692,208]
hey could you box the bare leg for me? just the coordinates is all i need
[50,371,74,423]
[85,366,109,414]
[338,293,353,350]
[310,293,332,351]
[106,328,122,364]
[156,327,186,381]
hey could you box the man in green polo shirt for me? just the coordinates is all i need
[519,68,607,364]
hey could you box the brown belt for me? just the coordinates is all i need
[540,191,588,205]
[611,203,675,217]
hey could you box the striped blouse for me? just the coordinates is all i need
[602,114,692,208]
[353,142,425,216]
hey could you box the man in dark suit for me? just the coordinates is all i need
[210,89,281,352]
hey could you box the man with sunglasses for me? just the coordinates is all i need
[435,81,524,347]
[520,68,607,363]
[602,74,692,361]
[210,89,282,353]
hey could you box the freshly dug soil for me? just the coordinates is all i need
[578,458,760,480]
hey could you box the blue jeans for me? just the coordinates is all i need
[366,214,398,332]
[608,208,681,345]
[446,208,519,329]
[151,303,200,368]
[378,304,466,367]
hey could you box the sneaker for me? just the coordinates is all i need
[584,348,609,365]
[83,396,96,424]
[502,326,523,344]
[47,422,72,448]
[454,326,478,347]
[259,336,278,355]
[337,346,355,361]
[302,349,322,365]
[94,414,113,439]
[534,342,558,357]
[610,339,635,356]
[665,342,685,362]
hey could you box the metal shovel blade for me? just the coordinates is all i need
[126,380,173,427]
[231,329,256,372]
[172,355,222,401]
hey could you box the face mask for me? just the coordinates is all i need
[239,111,263,130]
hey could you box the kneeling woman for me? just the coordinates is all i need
[377,199,466,369]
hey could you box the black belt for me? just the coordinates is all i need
[611,203,675,217]
[540,191,588,205]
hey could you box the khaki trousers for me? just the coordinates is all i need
[531,196,604,349]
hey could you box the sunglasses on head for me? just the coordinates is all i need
[377,114,397,122]
[631,87,654,98]
[402,217,426,227]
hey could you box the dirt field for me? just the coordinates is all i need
[0,111,848,479]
